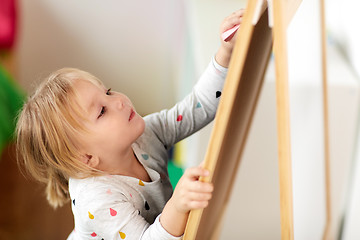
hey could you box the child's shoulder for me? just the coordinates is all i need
[69,176,129,199]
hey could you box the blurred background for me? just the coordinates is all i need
[1,0,360,239]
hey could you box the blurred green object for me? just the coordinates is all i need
[0,64,25,156]
[168,159,184,189]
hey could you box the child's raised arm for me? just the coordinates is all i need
[145,9,244,150]
[155,9,244,238]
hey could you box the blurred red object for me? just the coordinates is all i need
[0,0,17,49]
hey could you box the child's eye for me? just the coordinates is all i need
[98,106,106,118]
[106,88,112,95]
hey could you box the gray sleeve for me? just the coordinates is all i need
[144,56,228,149]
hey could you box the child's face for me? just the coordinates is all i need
[73,79,145,173]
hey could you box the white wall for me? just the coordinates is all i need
[326,1,360,239]
[326,0,360,78]
[16,0,186,115]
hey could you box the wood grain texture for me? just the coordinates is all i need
[272,0,294,239]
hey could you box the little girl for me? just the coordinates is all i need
[16,10,244,240]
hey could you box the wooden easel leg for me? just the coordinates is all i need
[320,0,332,239]
[272,0,294,239]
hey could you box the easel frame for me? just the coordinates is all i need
[183,0,306,239]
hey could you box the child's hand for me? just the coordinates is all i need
[171,165,214,213]
[215,9,245,68]
[159,166,213,236]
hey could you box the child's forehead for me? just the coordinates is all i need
[73,77,105,90]
[74,78,103,94]
[72,79,105,112]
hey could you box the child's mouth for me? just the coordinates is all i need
[129,109,135,121]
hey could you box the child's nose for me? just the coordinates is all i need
[113,97,124,110]
[116,99,124,110]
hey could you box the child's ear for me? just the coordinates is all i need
[80,154,100,168]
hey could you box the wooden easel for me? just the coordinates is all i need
[182,0,332,239]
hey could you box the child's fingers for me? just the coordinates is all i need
[188,181,214,193]
[225,9,244,24]
[187,200,210,210]
[173,166,214,212]
[228,17,243,28]
[222,16,243,32]
[220,9,244,43]
[181,166,213,193]
[230,8,245,19]
[186,191,213,202]
[183,166,210,180]
[221,9,245,32]
[184,191,212,210]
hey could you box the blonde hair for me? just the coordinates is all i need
[16,68,104,208]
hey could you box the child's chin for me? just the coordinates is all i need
[135,118,146,136]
